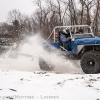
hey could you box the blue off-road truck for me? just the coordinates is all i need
[39,25,100,74]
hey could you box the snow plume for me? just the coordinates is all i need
[0,34,43,71]
[0,34,83,73]
[40,51,83,74]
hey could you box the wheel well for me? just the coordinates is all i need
[78,45,100,57]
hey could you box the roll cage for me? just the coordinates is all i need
[47,25,94,42]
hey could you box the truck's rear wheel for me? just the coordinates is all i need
[81,51,100,74]
[39,57,54,71]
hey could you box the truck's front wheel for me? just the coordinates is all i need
[39,57,54,71]
[81,51,100,74]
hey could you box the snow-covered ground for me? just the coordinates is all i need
[0,70,100,100]
[0,35,100,100]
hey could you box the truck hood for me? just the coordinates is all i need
[74,37,100,45]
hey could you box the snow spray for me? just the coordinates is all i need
[0,34,83,73]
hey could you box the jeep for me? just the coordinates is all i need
[39,25,100,74]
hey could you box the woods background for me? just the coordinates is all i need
[0,0,100,41]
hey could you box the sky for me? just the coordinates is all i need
[0,0,36,22]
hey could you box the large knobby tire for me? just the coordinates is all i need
[81,51,100,74]
[39,57,54,71]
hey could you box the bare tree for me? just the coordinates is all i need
[66,0,79,25]
[7,9,34,39]
[84,0,96,25]
[93,0,100,35]
[7,9,22,23]
[79,0,86,24]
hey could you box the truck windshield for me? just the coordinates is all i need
[72,34,94,39]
